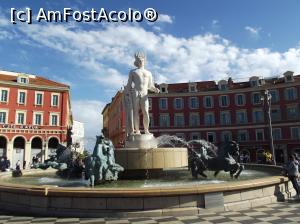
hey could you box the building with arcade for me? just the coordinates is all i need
[0,70,72,168]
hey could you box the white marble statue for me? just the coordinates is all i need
[126,52,159,136]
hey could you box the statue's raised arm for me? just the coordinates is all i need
[148,72,160,93]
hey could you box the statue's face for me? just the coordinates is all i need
[136,57,145,68]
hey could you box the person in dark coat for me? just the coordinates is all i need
[286,155,300,198]
[16,160,21,171]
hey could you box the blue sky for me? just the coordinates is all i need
[0,0,300,149]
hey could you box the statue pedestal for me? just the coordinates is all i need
[125,133,157,149]
[115,147,188,178]
[119,133,188,179]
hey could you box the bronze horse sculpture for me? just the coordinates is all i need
[188,141,244,179]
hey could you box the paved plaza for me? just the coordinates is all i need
[0,200,300,224]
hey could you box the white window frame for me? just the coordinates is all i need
[272,128,282,140]
[255,129,265,141]
[204,112,215,125]
[238,130,249,142]
[50,112,60,126]
[189,112,200,127]
[189,97,199,109]
[17,75,29,84]
[249,76,260,87]
[35,91,44,106]
[159,98,168,110]
[204,96,214,108]
[17,90,27,105]
[15,110,27,125]
[252,92,262,105]
[0,109,8,124]
[174,113,185,127]
[220,111,231,125]
[271,106,281,121]
[51,93,60,107]
[269,89,279,103]
[159,84,168,93]
[218,80,228,90]
[0,88,9,103]
[285,87,298,101]
[291,127,300,140]
[174,98,184,110]
[188,83,197,93]
[235,94,245,106]
[252,108,264,123]
[236,110,247,124]
[219,95,230,107]
[159,113,170,127]
[286,105,299,120]
[33,111,43,126]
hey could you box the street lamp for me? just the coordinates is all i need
[261,90,276,165]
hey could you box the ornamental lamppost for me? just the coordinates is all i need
[261,89,276,165]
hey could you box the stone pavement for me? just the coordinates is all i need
[1,201,300,224]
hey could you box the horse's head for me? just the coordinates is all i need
[226,141,240,157]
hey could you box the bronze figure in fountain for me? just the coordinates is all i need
[188,140,244,179]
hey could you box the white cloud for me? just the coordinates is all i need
[72,100,106,150]
[5,21,300,141]
[0,30,14,40]
[0,10,9,27]
[157,14,174,24]
[245,26,261,36]
[152,25,162,32]
[13,22,300,85]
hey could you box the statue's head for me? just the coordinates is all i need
[134,52,146,68]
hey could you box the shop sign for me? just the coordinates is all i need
[1,124,40,129]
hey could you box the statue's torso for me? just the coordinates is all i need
[130,68,151,96]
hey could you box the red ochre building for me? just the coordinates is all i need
[0,70,72,168]
[102,71,300,163]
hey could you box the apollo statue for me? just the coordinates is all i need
[125,52,160,137]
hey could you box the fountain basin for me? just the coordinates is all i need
[0,164,295,217]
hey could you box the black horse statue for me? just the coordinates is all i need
[189,140,244,179]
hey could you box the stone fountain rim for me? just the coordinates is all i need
[0,164,287,197]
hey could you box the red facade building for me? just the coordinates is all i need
[102,90,126,148]
[104,71,300,163]
[0,70,72,168]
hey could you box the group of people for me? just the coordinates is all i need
[0,157,10,172]
[14,156,41,171]
[239,153,250,163]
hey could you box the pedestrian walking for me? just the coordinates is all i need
[23,160,26,169]
[286,154,300,199]
[16,160,21,171]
